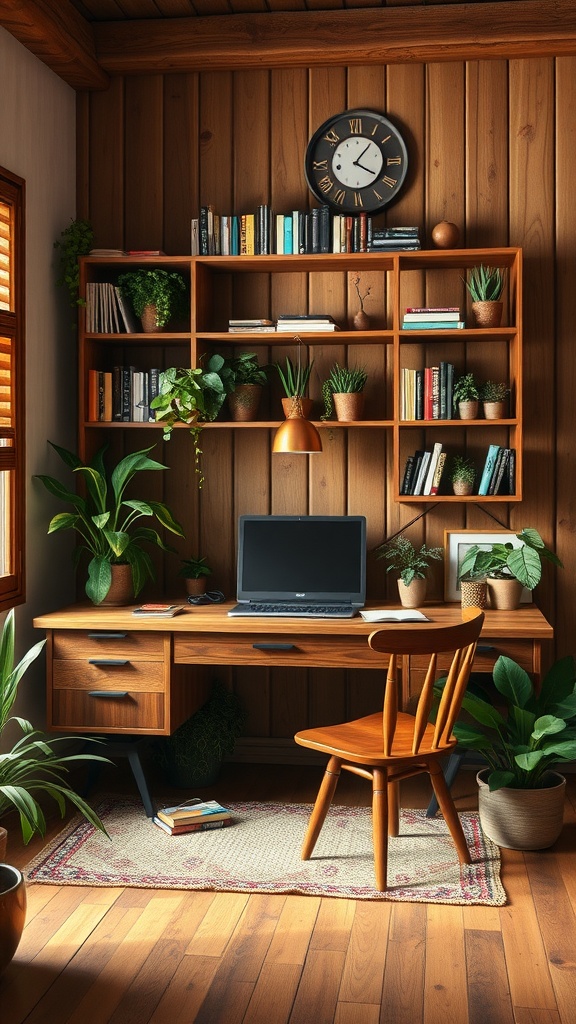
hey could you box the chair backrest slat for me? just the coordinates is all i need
[368,609,484,756]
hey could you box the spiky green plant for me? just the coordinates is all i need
[321,363,367,419]
[0,609,109,844]
[275,356,314,398]
[449,455,476,486]
[465,265,505,302]
[480,380,510,402]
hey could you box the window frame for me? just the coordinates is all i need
[0,165,25,609]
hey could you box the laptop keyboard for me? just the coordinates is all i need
[228,603,357,619]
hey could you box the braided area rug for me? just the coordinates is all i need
[24,797,506,905]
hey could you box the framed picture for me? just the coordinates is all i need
[443,529,532,602]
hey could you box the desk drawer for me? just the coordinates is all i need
[51,689,165,732]
[52,630,163,660]
[53,659,165,692]
[173,632,387,670]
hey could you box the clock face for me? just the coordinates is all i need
[305,109,408,214]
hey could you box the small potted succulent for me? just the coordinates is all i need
[178,554,212,597]
[464,265,505,327]
[117,268,188,331]
[321,363,368,421]
[276,355,315,418]
[453,372,480,420]
[376,533,443,608]
[449,454,476,496]
[480,380,510,419]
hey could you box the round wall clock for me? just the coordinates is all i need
[304,109,408,214]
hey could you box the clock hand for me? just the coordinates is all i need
[352,144,371,167]
[354,160,377,175]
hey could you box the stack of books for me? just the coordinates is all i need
[276,313,339,332]
[368,226,421,252]
[153,798,233,836]
[478,445,516,496]
[400,362,455,420]
[228,318,275,333]
[402,307,465,330]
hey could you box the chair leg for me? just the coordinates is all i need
[301,756,341,860]
[428,761,471,865]
[372,768,389,892]
[387,780,400,837]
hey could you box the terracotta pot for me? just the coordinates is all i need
[397,577,427,609]
[471,300,503,328]
[458,400,479,420]
[477,769,566,850]
[185,577,207,597]
[483,400,506,420]
[228,384,262,422]
[100,563,134,607]
[452,479,474,496]
[487,577,523,610]
[333,392,364,422]
[281,396,313,419]
[460,578,488,610]
[140,303,160,333]
[353,309,370,331]
[0,864,26,976]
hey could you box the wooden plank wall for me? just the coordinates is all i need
[76,57,575,750]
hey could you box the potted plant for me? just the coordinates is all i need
[459,527,563,610]
[0,610,108,973]
[464,264,505,327]
[321,363,368,422]
[225,352,269,421]
[376,533,443,608]
[453,372,480,420]
[178,554,212,597]
[449,454,476,496]
[447,653,576,849]
[276,355,315,418]
[480,380,510,419]
[155,680,247,788]
[117,268,188,331]
[35,443,185,605]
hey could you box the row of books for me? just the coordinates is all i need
[85,282,140,333]
[400,363,455,421]
[87,366,161,423]
[228,314,339,333]
[153,798,233,836]
[401,442,447,496]
[191,205,421,257]
[402,305,464,330]
[478,444,517,496]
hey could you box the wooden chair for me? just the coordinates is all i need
[294,608,484,891]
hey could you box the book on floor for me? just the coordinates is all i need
[156,799,232,828]
[153,816,233,835]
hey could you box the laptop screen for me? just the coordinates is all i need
[236,515,366,606]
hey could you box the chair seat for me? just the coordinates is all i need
[295,712,455,766]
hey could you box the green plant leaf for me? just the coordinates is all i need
[531,715,567,741]
[459,690,508,729]
[506,545,542,589]
[487,769,516,791]
[493,655,533,708]
[86,556,112,604]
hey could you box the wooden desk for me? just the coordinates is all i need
[34,602,553,737]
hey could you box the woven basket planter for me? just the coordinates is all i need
[477,770,566,850]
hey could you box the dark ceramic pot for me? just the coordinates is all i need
[0,864,26,975]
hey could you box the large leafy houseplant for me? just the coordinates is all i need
[151,357,235,437]
[35,443,184,605]
[459,527,562,590]
[0,609,108,843]
[448,654,576,791]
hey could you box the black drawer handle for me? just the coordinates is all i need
[476,645,496,653]
[88,658,130,666]
[88,632,128,640]
[88,690,129,698]
[252,643,297,651]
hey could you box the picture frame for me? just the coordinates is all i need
[443,529,532,603]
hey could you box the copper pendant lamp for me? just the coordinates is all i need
[272,340,322,454]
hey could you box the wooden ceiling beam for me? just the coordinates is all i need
[94,2,576,75]
[0,0,109,90]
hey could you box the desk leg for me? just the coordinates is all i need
[426,751,465,817]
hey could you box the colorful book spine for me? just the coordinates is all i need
[478,444,501,495]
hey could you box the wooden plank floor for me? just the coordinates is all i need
[2,763,576,1024]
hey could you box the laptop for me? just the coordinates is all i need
[228,514,366,618]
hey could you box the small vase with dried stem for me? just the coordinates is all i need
[352,274,371,330]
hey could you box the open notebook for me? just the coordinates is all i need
[228,514,366,618]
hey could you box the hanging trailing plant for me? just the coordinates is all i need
[53,218,94,313]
